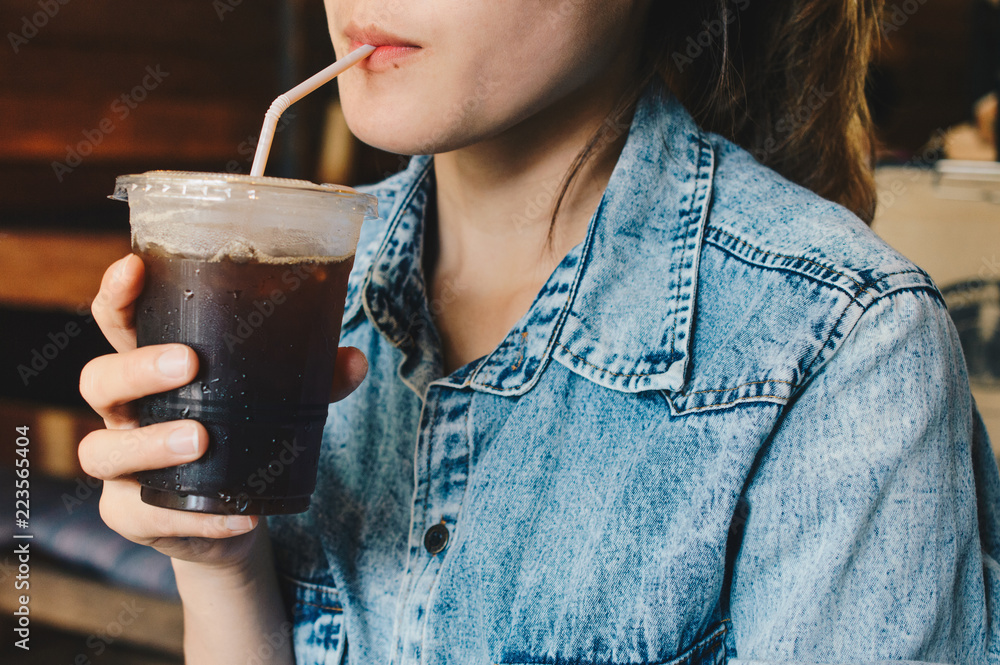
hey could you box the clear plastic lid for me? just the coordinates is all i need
[112,171,378,262]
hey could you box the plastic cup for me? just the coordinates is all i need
[111,171,377,515]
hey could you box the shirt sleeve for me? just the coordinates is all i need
[726,287,1000,664]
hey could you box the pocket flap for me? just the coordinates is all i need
[278,573,347,665]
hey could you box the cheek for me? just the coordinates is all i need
[335,1,632,155]
[337,62,504,155]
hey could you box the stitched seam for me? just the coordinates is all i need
[674,290,940,411]
[676,395,788,412]
[688,378,798,395]
[667,135,711,358]
[672,628,725,665]
[493,624,727,665]
[359,163,433,346]
[471,216,594,391]
[798,285,868,379]
[296,600,344,612]
[510,331,528,371]
[708,227,933,294]
[665,141,698,356]
[707,226,865,288]
[556,342,673,379]
[869,283,946,307]
[422,396,435,517]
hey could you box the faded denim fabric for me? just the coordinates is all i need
[267,79,1000,665]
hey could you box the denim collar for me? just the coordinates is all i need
[342,80,715,397]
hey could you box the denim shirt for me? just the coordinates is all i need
[267,80,1000,665]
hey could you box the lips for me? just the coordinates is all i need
[345,23,421,71]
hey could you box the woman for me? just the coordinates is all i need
[79,0,1000,663]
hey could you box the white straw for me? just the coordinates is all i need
[250,44,376,177]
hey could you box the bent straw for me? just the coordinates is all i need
[250,44,376,177]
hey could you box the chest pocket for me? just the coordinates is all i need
[278,574,347,665]
[496,621,728,665]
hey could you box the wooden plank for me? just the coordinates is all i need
[0,0,279,52]
[0,94,258,164]
[0,163,160,219]
[0,229,131,311]
[0,44,279,100]
[0,557,183,656]
[0,399,104,478]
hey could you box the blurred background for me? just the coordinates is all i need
[0,0,998,662]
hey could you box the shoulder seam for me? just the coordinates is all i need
[704,224,934,299]
[800,283,945,392]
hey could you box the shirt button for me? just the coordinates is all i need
[423,523,450,554]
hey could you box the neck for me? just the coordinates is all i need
[427,61,643,288]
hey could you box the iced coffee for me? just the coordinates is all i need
[112,171,377,515]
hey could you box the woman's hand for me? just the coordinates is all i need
[78,253,368,572]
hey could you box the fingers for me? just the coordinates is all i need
[91,254,145,353]
[330,346,369,403]
[80,344,198,427]
[79,420,207,480]
[99,479,259,544]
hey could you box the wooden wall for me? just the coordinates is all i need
[0,0,336,229]
[874,0,979,153]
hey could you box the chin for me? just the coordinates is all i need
[342,102,463,156]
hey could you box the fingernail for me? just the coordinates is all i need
[167,425,198,455]
[113,255,133,282]
[157,347,189,378]
[224,516,253,531]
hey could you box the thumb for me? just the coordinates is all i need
[330,346,368,402]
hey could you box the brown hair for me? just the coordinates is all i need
[551,0,883,233]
